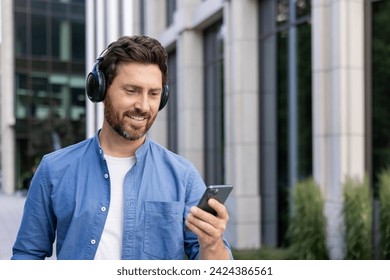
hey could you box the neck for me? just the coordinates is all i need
[99,120,145,157]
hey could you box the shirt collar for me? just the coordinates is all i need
[135,137,149,161]
[92,130,150,161]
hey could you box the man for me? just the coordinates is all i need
[12,35,232,260]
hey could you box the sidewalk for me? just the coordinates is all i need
[0,191,26,260]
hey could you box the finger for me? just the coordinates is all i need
[188,208,217,230]
[190,206,218,224]
[207,199,228,220]
[185,215,214,238]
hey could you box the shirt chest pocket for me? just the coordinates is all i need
[144,201,185,259]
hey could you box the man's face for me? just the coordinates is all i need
[104,62,163,141]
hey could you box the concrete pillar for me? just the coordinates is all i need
[224,0,261,249]
[86,0,96,138]
[312,0,365,259]
[1,0,16,194]
[169,0,204,173]
[176,31,204,173]
[143,0,166,37]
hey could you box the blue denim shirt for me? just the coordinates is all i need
[12,132,232,260]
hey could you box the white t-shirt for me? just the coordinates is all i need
[94,154,136,260]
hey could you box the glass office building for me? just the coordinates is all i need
[13,0,86,189]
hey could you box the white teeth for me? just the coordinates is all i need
[130,116,145,121]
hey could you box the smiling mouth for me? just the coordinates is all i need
[129,115,147,122]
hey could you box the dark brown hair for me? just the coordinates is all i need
[99,35,168,88]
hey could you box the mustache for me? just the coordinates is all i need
[124,109,150,118]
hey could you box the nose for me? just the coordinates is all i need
[134,92,149,112]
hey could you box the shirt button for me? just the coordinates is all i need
[104,174,109,179]
[91,239,96,245]
[99,149,103,154]
[101,206,106,212]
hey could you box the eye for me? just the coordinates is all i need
[124,88,137,94]
[150,91,160,97]
[149,88,163,97]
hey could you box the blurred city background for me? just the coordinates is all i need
[1,0,390,260]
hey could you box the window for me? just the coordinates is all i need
[203,21,225,185]
[370,0,390,194]
[260,0,311,246]
[167,49,178,153]
[15,11,28,56]
[72,21,86,60]
[278,0,312,246]
[276,0,312,188]
[167,0,176,27]
[31,14,48,56]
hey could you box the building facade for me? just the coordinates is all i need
[1,0,86,194]
[108,0,385,259]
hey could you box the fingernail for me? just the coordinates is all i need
[190,206,197,214]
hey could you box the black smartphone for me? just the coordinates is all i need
[197,185,233,216]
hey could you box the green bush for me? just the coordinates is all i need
[288,178,328,259]
[232,247,292,260]
[343,176,372,259]
[378,168,390,259]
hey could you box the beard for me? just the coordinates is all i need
[104,94,157,141]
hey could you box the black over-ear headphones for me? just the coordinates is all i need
[85,58,169,111]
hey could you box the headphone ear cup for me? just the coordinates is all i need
[159,84,169,111]
[86,60,106,102]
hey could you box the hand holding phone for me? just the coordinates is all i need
[197,185,233,216]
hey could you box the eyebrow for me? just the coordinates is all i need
[123,84,162,92]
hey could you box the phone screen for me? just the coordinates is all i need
[197,185,233,215]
